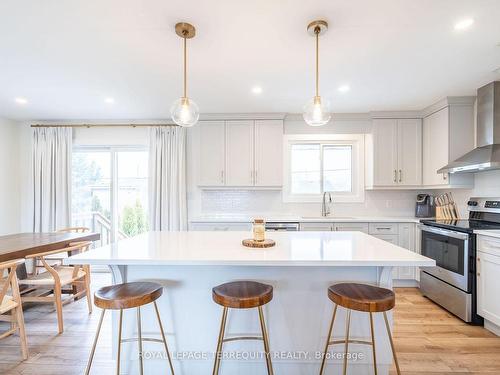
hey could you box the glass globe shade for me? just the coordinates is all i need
[170,97,200,127]
[302,96,331,126]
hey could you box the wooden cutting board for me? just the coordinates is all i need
[242,239,276,248]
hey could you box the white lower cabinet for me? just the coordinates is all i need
[477,235,500,330]
[371,223,417,281]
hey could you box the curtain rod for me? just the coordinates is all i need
[30,124,177,128]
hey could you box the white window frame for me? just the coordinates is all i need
[282,134,365,203]
[72,145,148,243]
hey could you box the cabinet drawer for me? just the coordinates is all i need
[372,234,399,244]
[300,222,333,231]
[334,223,369,233]
[477,235,500,257]
[369,223,398,235]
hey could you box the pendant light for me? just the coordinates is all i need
[170,22,199,127]
[303,20,331,127]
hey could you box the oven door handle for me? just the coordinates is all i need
[418,224,469,240]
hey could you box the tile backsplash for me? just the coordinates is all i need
[193,189,433,218]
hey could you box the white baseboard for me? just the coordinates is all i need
[484,320,500,336]
[393,279,419,287]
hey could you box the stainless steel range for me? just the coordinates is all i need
[419,197,500,324]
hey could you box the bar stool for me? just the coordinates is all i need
[212,281,274,375]
[85,282,175,375]
[319,283,401,375]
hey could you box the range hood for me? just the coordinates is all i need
[438,81,500,174]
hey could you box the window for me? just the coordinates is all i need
[283,134,364,202]
[71,147,148,245]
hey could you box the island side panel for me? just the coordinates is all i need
[108,265,394,375]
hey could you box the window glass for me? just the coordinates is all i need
[323,145,352,192]
[290,144,321,194]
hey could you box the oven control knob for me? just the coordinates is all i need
[467,201,478,206]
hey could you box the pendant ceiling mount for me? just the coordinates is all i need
[307,20,328,36]
[175,22,196,39]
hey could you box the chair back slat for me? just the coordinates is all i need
[57,227,90,234]
[0,260,23,303]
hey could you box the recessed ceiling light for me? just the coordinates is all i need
[104,97,115,104]
[338,85,350,93]
[252,86,263,95]
[15,97,28,105]
[454,18,474,31]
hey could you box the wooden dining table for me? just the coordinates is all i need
[0,232,100,282]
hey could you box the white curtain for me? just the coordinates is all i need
[149,126,188,231]
[32,127,72,232]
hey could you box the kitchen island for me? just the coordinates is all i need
[66,231,434,375]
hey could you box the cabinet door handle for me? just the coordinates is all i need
[443,173,447,180]
[255,170,257,184]
[393,170,397,183]
[221,171,224,184]
[399,169,402,183]
[376,227,392,230]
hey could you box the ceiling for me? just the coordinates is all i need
[0,0,499,121]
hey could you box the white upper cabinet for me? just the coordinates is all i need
[198,119,284,188]
[254,120,283,187]
[199,121,226,186]
[423,108,450,186]
[422,101,475,188]
[225,120,254,186]
[398,119,423,186]
[372,119,399,186]
[366,118,422,188]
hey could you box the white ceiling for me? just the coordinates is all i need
[0,0,499,120]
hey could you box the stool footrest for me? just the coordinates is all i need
[121,337,165,344]
[222,335,264,343]
[328,339,373,346]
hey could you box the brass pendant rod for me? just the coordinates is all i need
[183,36,187,98]
[315,27,320,98]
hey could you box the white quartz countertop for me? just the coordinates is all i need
[474,230,500,239]
[65,231,435,267]
[189,215,425,223]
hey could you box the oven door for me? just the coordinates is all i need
[420,225,470,292]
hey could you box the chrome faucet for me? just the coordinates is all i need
[321,191,333,217]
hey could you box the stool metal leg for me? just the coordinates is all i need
[319,304,338,375]
[383,312,401,375]
[369,312,377,375]
[258,306,274,375]
[212,307,228,375]
[137,307,144,375]
[153,301,175,374]
[85,309,106,375]
[116,309,123,375]
[342,309,352,375]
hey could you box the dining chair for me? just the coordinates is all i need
[0,259,28,359]
[34,227,91,274]
[19,241,93,333]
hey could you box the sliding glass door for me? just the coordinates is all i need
[71,147,148,245]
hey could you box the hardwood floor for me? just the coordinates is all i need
[1,277,499,374]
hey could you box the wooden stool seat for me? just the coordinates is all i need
[328,283,395,313]
[94,282,163,310]
[212,281,273,309]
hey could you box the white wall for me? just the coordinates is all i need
[0,118,21,235]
